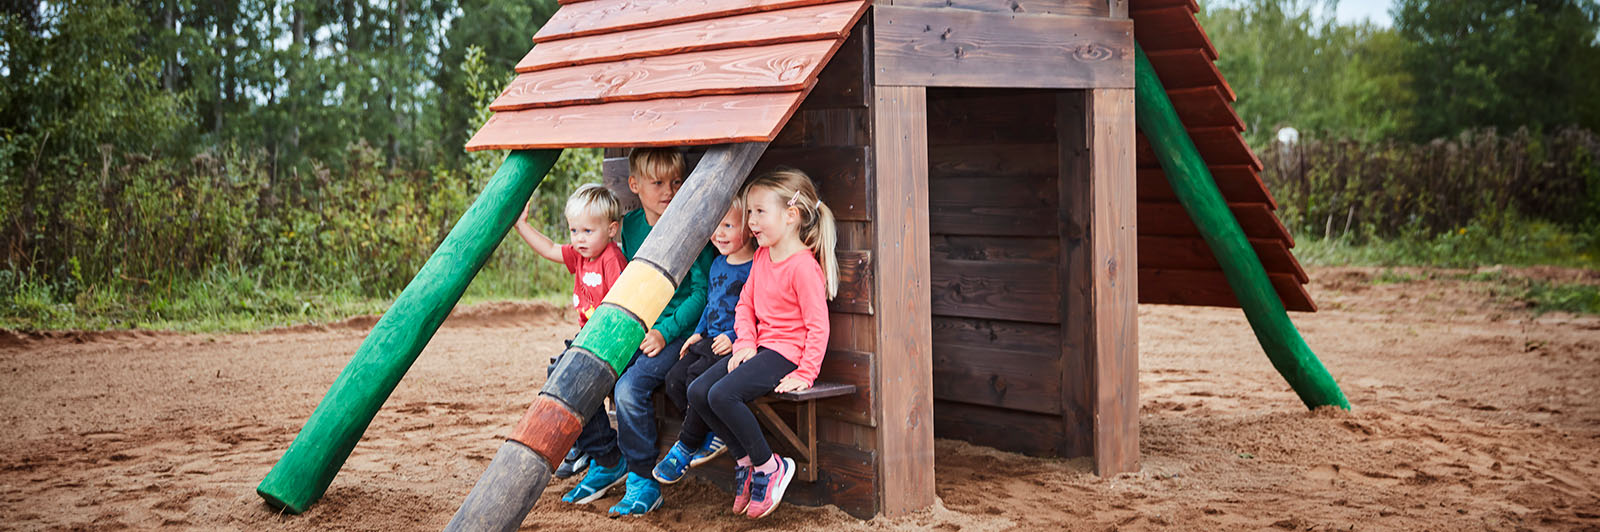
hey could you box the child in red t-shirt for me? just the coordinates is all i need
[514,183,626,327]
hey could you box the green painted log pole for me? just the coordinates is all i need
[257,149,564,513]
[1133,44,1350,410]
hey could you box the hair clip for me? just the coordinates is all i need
[788,191,801,207]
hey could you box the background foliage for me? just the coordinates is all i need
[1,0,1597,329]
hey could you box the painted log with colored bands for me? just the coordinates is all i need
[540,348,616,418]
[600,263,677,326]
[256,149,563,514]
[508,396,585,467]
[1133,44,1349,410]
[446,142,770,531]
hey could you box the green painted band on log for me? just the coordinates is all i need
[572,303,648,375]
[255,149,564,514]
[1133,43,1349,410]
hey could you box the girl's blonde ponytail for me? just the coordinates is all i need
[808,200,839,300]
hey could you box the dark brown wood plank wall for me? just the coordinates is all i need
[873,5,1133,88]
[926,88,1086,458]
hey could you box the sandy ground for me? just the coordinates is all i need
[2,266,1598,531]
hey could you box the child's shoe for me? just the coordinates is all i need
[689,433,728,466]
[561,458,627,505]
[607,473,663,517]
[553,448,589,479]
[744,455,795,519]
[731,464,753,514]
[651,442,694,484]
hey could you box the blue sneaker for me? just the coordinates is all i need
[562,457,627,505]
[652,442,694,484]
[607,473,663,517]
[689,434,728,467]
[554,448,589,479]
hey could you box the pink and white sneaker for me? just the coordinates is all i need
[731,463,753,514]
[744,454,795,519]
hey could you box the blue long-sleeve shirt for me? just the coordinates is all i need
[693,254,752,341]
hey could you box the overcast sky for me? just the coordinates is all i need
[1333,0,1395,27]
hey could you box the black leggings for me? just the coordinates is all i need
[680,348,797,464]
[664,339,722,411]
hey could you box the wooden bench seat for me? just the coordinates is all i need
[752,382,856,482]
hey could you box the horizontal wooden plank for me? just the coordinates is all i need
[1142,48,1235,101]
[771,107,873,148]
[934,343,1062,414]
[466,92,803,150]
[932,316,1061,353]
[1165,86,1243,130]
[534,0,845,43]
[927,88,1057,147]
[493,40,833,111]
[1130,0,1198,13]
[930,235,1059,263]
[753,146,871,221]
[1136,128,1263,171]
[886,0,1109,17]
[1138,235,1309,283]
[875,6,1134,88]
[930,204,1059,237]
[1137,201,1294,246]
[517,2,868,73]
[934,400,1086,457]
[929,143,1057,179]
[1137,165,1278,209]
[931,258,1060,323]
[1138,268,1316,311]
[929,174,1058,236]
[816,348,874,426]
[828,311,875,353]
[1129,5,1217,61]
[830,249,874,314]
[803,19,870,109]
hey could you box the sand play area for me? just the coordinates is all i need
[2,266,1598,531]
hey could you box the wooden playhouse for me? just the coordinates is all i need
[464,0,1313,519]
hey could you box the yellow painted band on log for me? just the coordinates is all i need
[601,264,674,327]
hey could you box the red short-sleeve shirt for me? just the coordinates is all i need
[562,242,626,326]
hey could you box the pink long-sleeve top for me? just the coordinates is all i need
[732,246,831,387]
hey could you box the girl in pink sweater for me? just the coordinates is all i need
[651,168,837,520]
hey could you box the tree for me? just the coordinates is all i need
[1393,0,1600,140]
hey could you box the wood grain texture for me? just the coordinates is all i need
[1137,165,1278,209]
[803,20,872,108]
[1130,0,1199,12]
[1138,201,1294,245]
[1129,5,1217,60]
[933,341,1063,414]
[493,41,833,111]
[1088,88,1139,475]
[874,6,1133,88]
[1056,90,1098,463]
[518,2,869,72]
[831,249,874,314]
[884,0,1109,17]
[1142,48,1235,101]
[933,400,1085,456]
[931,235,1060,263]
[930,258,1060,323]
[815,349,875,426]
[1139,268,1316,312]
[443,441,552,532]
[534,0,846,43]
[870,85,935,517]
[926,89,1058,147]
[1137,128,1262,171]
[466,92,802,150]
[752,146,871,221]
[929,143,1057,179]
[929,175,1059,237]
[1139,235,1309,283]
[1165,86,1244,130]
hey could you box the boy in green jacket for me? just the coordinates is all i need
[560,148,716,517]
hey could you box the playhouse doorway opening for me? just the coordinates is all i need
[926,87,1095,459]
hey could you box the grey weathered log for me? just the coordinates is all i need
[540,348,617,417]
[444,442,552,532]
[634,142,770,282]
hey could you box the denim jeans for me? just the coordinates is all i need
[612,337,687,478]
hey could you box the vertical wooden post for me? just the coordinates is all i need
[1092,89,1139,475]
[870,85,935,516]
[1059,89,1140,476]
